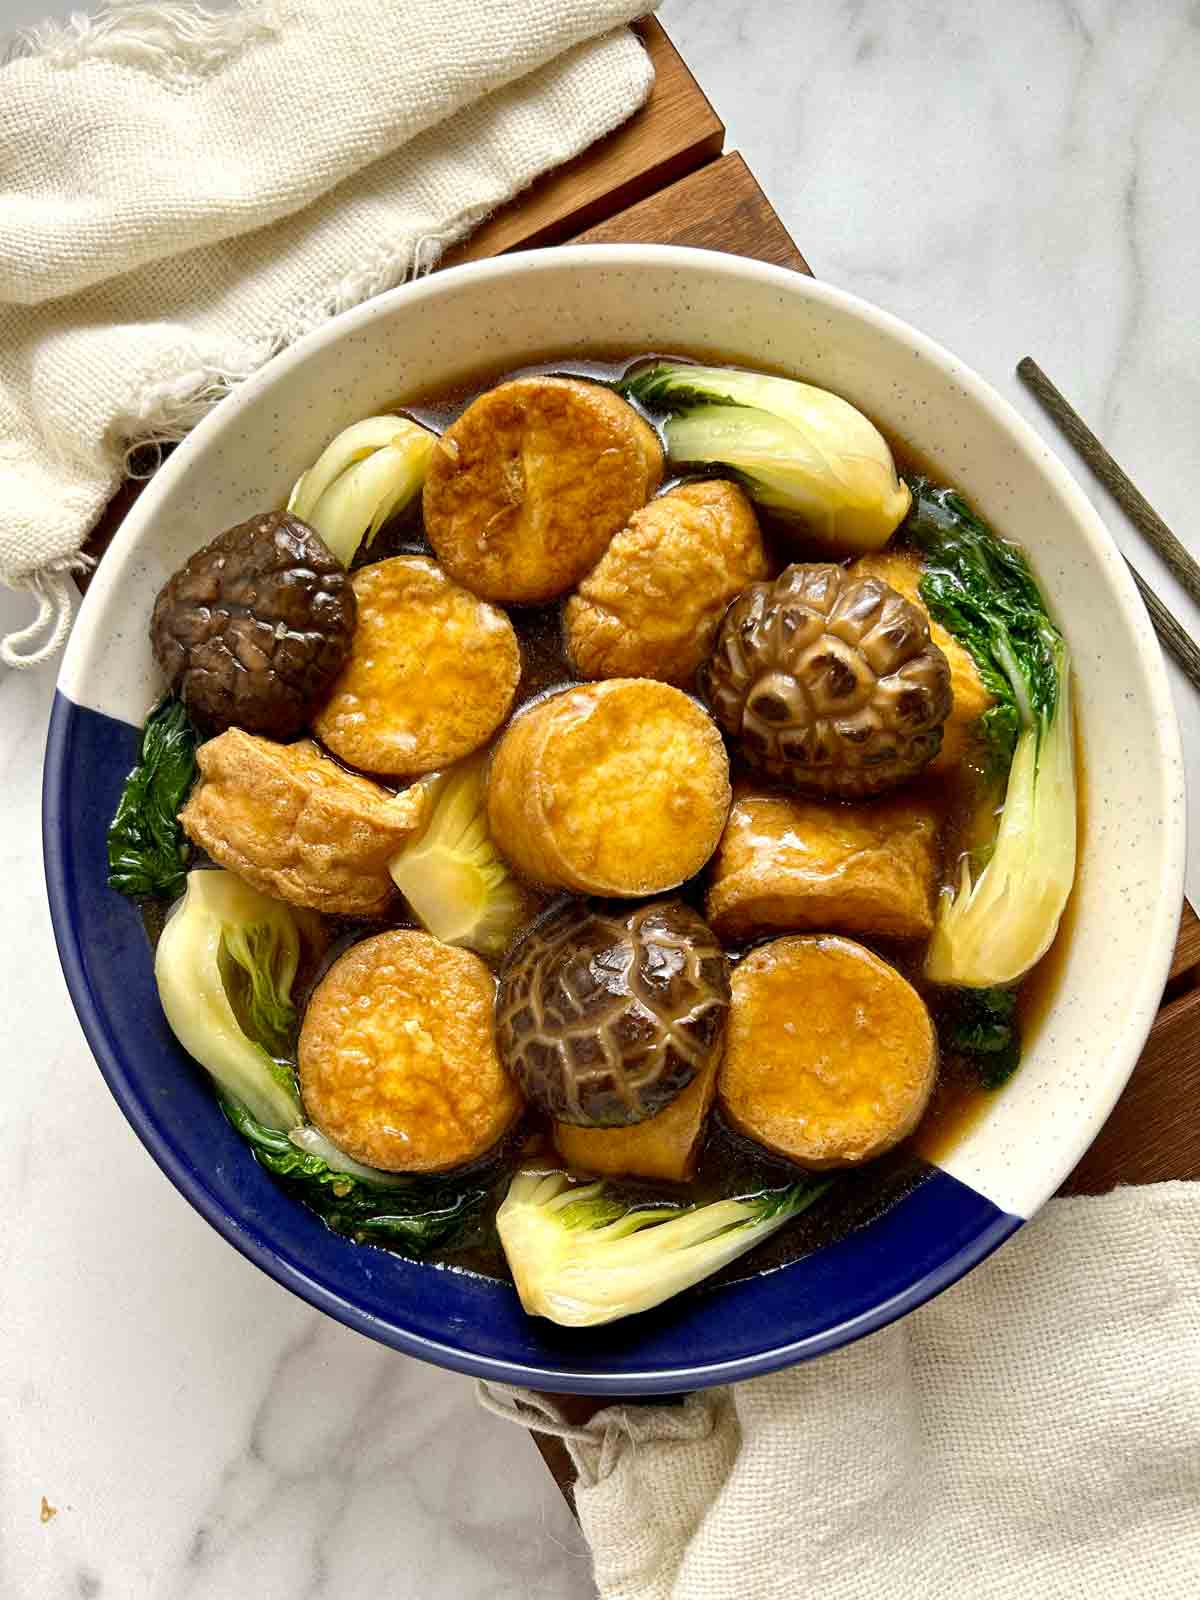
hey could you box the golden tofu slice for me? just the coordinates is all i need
[554,1054,719,1183]
[486,679,731,897]
[565,479,767,686]
[851,548,993,772]
[423,376,663,604]
[719,935,936,1169]
[706,782,940,942]
[179,729,425,917]
[312,555,520,778]
[299,930,522,1173]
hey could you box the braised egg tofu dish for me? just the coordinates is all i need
[109,356,1077,1329]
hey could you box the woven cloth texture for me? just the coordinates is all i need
[482,1182,1200,1600]
[0,0,654,662]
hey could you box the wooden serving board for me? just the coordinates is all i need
[75,12,1197,1494]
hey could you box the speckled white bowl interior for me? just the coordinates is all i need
[59,244,1184,1229]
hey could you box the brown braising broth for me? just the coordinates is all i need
[170,350,1082,1289]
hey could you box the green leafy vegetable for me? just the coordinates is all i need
[942,986,1021,1088]
[220,919,298,1060]
[107,696,198,898]
[155,869,304,1130]
[908,479,1059,773]
[619,361,910,552]
[497,1168,831,1327]
[221,1098,486,1255]
[906,479,1076,987]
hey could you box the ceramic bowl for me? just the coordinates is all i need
[43,246,1185,1393]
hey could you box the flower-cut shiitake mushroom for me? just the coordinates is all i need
[150,510,355,739]
[496,899,730,1127]
[701,563,952,800]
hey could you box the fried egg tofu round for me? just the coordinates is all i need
[565,479,767,685]
[486,679,731,896]
[719,935,936,1169]
[299,930,522,1173]
[312,556,520,778]
[179,729,426,917]
[423,376,664,604]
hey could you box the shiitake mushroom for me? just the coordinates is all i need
[700,562,952,800]
[496,899,730,1128]
[150,510,355,739]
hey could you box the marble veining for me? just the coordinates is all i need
[5,0,1200,1594]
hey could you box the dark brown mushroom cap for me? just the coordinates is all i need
[150,511,355,738]
[496,899,730,1128]
[700,563,952,800]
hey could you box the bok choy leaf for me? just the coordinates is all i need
[155,868,304,1130]
[907,480,1076,987]
[107,695,198,899]
[221,1098,487,1255]
[619,362,910,553]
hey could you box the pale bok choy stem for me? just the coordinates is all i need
[287,416,434,566]
[498,1170,830,1328]
[926,640,1076,987]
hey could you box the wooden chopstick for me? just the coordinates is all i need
[1017,357,1200,609]
[1017,356,1200,696]
[1123,562,1200,696]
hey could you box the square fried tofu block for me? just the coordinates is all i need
[705,784,941,943]
[850,548,993,774]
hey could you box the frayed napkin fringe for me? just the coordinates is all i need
[4,0,282,79]
[115,226,463,456]
[1,556,94,668]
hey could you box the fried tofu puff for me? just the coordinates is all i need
[706,783,940,942]
[553,1054,720,1183]
[565,479,767,686]
[719,935,936,1169]
[486,679,731,897]
[850,548,993,773]
[423,377,663,604]
[312,556,520,778]
[299,930,522,1173]
[179,729,426,917]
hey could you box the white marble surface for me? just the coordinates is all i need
[3,1,1200,1596]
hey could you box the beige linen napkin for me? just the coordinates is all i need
[481,1182,1200,1600]
[0,0,655,665]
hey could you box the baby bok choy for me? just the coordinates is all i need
[497,1170,830,1327]
[155,868,304,1131]
[288,414,435,566]
[620,362,911,553]
[906,479,1076,988]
